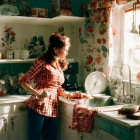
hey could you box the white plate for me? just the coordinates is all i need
[85,71,107,96]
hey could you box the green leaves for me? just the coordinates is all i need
[102,45,107,58]
[102,45,107,52]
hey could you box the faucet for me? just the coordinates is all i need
[120,64,132,102]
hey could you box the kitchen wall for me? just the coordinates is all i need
[0,0,139,89]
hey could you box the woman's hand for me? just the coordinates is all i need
[18,74,25,81]
[37,91,47,99]
[67,91,90,99]
[82,93,90,99]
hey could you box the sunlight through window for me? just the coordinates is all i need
[124,5,140,82]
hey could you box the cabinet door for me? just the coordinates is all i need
[10,112,28,140]
[58,116,80,140]
[99,130,119,140]
[0,114,9,140]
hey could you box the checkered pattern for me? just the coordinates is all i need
[72,104,97,132]
[18,59,64,117]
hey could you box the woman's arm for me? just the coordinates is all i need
[57,87,70,98]
[58,88,89,99]
[21,82,46,99]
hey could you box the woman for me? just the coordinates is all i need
[18,33,88,140]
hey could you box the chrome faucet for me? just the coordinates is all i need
[120,64,132,102]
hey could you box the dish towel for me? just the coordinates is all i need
[72,103,98,133]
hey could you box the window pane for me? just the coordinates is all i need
[124,7,140,82]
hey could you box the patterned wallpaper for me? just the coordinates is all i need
[76,0,136,77]
[0,0,137,76]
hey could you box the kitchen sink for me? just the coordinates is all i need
[60,96,125,107]
[82,96,124,107]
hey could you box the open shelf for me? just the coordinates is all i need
[0,59,35,63]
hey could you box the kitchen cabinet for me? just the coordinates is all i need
[57,100,98,140]
[0,104,11,140]
[99,130,119,140]
[98,116,135,140]
[0,114,9,140]
[57,101,80,140]
[58,115,80,140]
[10,102,28,140]
[0,102,28,140]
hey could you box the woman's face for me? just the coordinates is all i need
[55,45,69,60]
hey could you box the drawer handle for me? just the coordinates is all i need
[80,136,83,140]
[11,115,17,131]
[19,107,26,112]
[3,118,7,132]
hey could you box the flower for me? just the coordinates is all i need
[85,55,93,65]
[95,54,102,65]
[1,25,16,47]
[87,25,94,34]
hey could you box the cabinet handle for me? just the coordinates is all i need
[11,115,17,131]
[0,117,7,132]
[19,106,26,112]
[69,125,71,129]
[11,118,14,130]
[3,118,7,132]
[80,135,83,140]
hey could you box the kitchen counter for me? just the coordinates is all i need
[1,95,140,129]
[0,95,75,105]
[0,95,71,105]
[59,96,140,129]
[99,110,140,129]
[0,95,31,104]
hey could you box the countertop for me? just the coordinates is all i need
[0,95,31,104]
[59,97,140,129]
[98,110,140,129]
[1,95,140,129]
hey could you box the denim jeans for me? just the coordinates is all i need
[27,108,58,140]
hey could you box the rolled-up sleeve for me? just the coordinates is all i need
[57,86,65,96]
[18,59,44,85]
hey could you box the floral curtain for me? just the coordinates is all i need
[78,0,113,79]
[78,0,137,79]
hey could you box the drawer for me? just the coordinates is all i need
[11,102,27,113]
[112,123,134,140]
[0,104,11,114]
[59,102,74,118]
[99,117,135,140]
[99,117,112,133]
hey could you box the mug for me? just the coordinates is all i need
[14,50,21,59]
[21,50,30,59]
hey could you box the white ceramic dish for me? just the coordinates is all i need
[85,71,107,96]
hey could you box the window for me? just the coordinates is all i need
[124,4,140,82]
[111,3,140,83]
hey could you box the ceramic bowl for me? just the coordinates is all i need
[122,104,139,114]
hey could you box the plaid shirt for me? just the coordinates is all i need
[18,59,64,117]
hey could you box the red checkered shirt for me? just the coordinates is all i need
[18,59,65,117]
